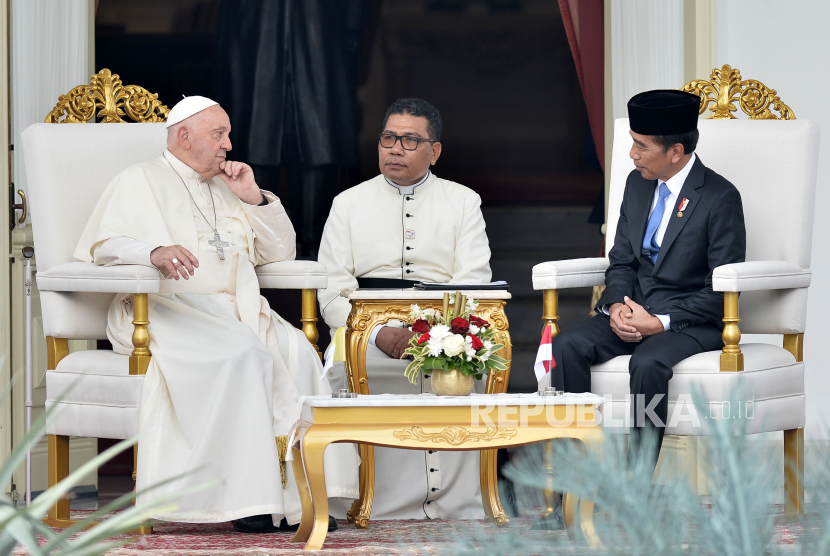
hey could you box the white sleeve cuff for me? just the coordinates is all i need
[369,324,386,346]
[94,237,158,267]
[655,314,671,331]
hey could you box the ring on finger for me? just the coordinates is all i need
[172,258,179,264]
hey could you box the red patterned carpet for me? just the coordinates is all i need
[12,509,815,555]
[16,511,572,555]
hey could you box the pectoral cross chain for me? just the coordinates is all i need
[208,231,230,260]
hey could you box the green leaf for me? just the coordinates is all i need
[27,438,139,519]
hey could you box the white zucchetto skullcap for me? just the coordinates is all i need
[165,95,219,128]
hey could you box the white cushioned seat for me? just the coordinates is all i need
[532,118,818,441]
[21,121,330,445]
[592,343,804,435]
[45,350,142,439]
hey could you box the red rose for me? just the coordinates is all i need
[450,317,470,335]
[418,332,430,345]
[470,335,484,351]
[412,319,430,333]
[469,315,490,328]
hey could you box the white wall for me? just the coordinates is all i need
[714,0,830,440]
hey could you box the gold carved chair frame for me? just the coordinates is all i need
[42,69,323,533]
[569,65,803,521]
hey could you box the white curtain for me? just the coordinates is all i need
[13,0,89,224]
[610,0,684,120]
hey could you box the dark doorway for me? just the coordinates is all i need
[95,0,601,395]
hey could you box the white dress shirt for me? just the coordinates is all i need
[604,153,697,331]
[648,153,696,248]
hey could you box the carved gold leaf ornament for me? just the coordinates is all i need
[393,425,517,446]
[681,64,795,120]
[46,68,170,124]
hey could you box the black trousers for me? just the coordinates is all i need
[550,315,720,464]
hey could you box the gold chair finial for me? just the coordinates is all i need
[681,64,795,120]
[46,68,170,124]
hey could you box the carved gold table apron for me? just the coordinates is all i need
[343,289,512,526]
[288,393,605,551]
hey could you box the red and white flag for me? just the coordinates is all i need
[534,325,556,382]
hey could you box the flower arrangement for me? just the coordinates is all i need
[403,292,509,384]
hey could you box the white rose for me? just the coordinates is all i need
[430,324,451,341]
[483,340,493,350]
[469,324,480,335]
[422,308,436,318]
[443,334,466,357]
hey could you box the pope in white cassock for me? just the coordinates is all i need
[317,98,492,520]
[74,96,358,533]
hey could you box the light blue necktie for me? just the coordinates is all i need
[642,182,671,264]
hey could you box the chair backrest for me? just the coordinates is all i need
[606,118,820,335]
[22,122,168,339]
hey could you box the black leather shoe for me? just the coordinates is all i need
[231,514,278,533]
[277,515,338,532]
[531,493,565,531]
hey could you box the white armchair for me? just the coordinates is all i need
[22,70,327,530]
[532,69,819,518]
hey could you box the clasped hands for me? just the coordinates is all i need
[609,296,664,342]
[375,327,417,359]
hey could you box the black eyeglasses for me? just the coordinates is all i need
[378,133,438,151]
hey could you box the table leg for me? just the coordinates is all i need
[479,448,509,526]
[562,492,577,533]
[301,438,331,551]
[562,493,602,549]
[579,498,602,548]
[290,448,313,544]
[346,443,374,529]
[562,434,604,549]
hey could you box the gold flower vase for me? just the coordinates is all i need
[430,369,476,396]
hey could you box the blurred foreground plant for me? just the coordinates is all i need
[0,366,209,556]
[426,386,830,555]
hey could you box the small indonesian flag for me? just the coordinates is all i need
[534,325,556,382]
[679,198,690,211]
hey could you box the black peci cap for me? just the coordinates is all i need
[627,90,701,135]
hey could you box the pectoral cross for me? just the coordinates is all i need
[208,231,230,260]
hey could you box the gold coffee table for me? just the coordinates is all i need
[342,289,513,527]
[288,393,605,551]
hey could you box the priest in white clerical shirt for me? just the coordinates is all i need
[74,97,358,533]
[318,98,492,520]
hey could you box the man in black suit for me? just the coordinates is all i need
[550,90,746,464]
